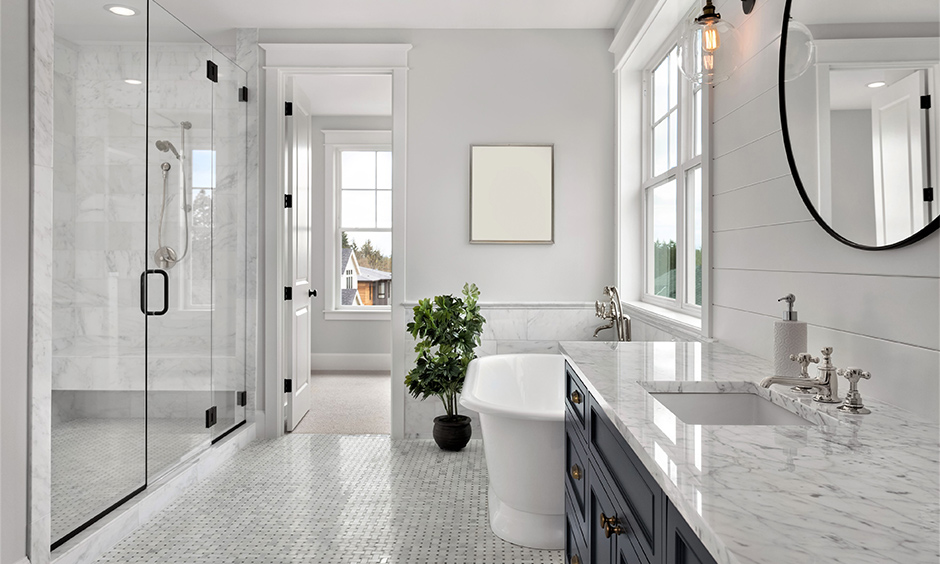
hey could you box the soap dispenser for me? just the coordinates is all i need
[773,294,807,377]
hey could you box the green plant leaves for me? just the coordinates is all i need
[405,283,486,417]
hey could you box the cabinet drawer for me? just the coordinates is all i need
[565,416,589,536]
[566,361,588,428]
[590,403,661,563]
[566,496,590,564]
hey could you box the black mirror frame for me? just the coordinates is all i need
[778,0,940,251]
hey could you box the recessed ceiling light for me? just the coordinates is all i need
[867,81,886,89]
[124,79,142,85]
[105,4,138,16]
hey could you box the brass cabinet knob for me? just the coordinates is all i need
[570,464,582,481]
[570,390,582,404]
[599,512,626,538]
[570,555,581,564]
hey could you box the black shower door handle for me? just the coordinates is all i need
[140,269,169,316]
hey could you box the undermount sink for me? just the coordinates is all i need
[650,392,811,426]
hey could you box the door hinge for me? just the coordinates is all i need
[238,86,248,102]
[237,391,247,407]
[925,187,935,202]
[921,95,931,110]
[285,101,293,116]
[207,60,219,83]
[284,379,292,394]
[205,406,218,428]
[284,194,293,208]
[284,286,292,301]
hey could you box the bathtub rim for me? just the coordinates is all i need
[459,353,565,422]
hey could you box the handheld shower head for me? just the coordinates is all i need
[180,121,192,130]
[155,140,180,160]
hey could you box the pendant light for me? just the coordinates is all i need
[678,0,741,86]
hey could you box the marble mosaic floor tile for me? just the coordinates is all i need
[93,435,563,563]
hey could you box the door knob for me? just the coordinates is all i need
[570,390,582,404]
[570,464,582,481]
[308,289,317,298]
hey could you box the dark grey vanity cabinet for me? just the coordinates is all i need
[564,362,717,564]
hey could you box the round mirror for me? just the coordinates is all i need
[779,0,940,249]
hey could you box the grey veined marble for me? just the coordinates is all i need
[560,341,940,564]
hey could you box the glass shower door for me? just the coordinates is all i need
[49,0,148,547]
[211,50,248,438]
[146,3,214,480]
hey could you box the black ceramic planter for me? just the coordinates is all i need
[432,415,472,451]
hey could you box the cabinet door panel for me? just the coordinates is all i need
[666,500,718,564]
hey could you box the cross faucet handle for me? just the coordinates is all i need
[788,352,819,378]
[837,367,871,386]
[595,300,608,318]
[836,367,872,414]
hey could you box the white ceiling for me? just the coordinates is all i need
[154,0,629,36]
[793,0,938,25]
[829,68,923,111]
[293,75,392,116]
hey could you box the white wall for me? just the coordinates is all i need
[0,0,31,561]
[708,0,940,420]
[259,29,617,303]
[309,115,392,357]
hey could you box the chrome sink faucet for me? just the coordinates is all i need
[760,347,840,403]
[594,286,631,342]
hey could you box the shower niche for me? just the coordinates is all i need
[51,1,248,548]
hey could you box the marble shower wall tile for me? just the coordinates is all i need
[31,1,56,561]
[480,308,527,341]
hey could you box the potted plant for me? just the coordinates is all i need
[406,283,486,451]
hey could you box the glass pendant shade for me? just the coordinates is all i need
[678,11,740,85]
[783,19,816,82]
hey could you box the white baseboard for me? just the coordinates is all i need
[311,353,391,372]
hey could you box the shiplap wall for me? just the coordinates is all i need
[709,0,940,420]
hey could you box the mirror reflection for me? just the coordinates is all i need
[783,0,939,247]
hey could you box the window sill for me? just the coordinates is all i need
[623,301,710,342]
[324,309,391,321]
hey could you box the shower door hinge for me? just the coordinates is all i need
[925,187,935,202]
[238,86,248,102]
[285,101,293,116]
[922,95,932,110]
[207,60,219,83]
[284,379,292,394]
[205,406,218,428]
[237,391,247,407]
[284,286,292,301]
[284,194,293,208]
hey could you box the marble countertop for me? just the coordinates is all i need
[560,341,940,564]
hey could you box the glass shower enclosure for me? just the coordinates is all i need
[50,0,248,549]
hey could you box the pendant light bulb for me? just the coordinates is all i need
[678,0,740,85]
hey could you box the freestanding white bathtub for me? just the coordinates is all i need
[460,354,565,549]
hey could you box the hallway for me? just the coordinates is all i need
[93,435,563,563]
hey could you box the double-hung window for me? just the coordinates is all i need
[323,130,393,316]
[643,42,704,313]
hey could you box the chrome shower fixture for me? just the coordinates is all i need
[180,121,192,130]
[155,139,181,160]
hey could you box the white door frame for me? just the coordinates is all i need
[261,43,411,439]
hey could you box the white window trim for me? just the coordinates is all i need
[323,130,392,320]
[639,29,707,319]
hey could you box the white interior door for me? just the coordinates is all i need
[871,70,926,245]
[285,98,313,432]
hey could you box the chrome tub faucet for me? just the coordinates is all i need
[594,286,631,342]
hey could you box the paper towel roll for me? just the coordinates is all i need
[774,320,807,377]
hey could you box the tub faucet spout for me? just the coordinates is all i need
[594,286,631,342]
